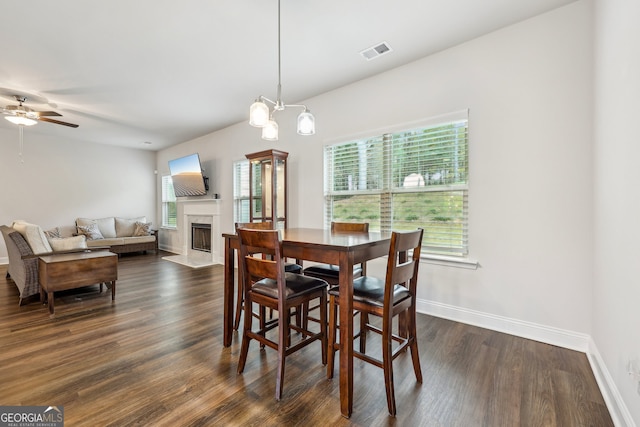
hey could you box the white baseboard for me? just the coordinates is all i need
[417,299,590,351]
[0,257,7,265]
[417,298,635,427]
[587,340,636,427]
[159,244,181,254]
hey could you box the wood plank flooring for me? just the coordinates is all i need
[0,251,613,426]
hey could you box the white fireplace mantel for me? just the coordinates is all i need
[163,199,222,268]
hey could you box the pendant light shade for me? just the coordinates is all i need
[297,109,315,135]
[249,99,270,127]
[248,0,315,140]
[262,119,279,141]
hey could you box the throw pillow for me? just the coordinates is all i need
[133,221,152,236]
[115,217,146,237]
[44,227,61,239]
[11,220,53,254]
[49,235,88,251]
[77,217,117,238]
[77,223,105,240]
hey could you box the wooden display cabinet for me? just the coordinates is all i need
[245,149,289,229]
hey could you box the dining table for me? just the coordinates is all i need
[222,227,391,418]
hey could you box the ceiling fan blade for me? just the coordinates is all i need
[35,111,62,117]
[38,117,79,128]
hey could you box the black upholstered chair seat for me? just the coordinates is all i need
[303,264,362,280]
[284,263,303,274]
[253,272,328,299]
[328,276,411,308]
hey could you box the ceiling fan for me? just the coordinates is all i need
[2,95,78,128]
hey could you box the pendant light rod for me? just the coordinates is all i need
[276,0,282,108]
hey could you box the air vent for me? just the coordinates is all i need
[360,41,393,61]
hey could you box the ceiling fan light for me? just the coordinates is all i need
[262,119,279,141]
[249,100,270,127]
[297,110,315,135]
[5,115,37,126]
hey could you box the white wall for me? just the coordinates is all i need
[159,1,593,342]
[593,0,640,424]
[0,127,157,261]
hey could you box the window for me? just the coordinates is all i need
[162,175,177,228]
[324,111,469,256]
[233,160,250,224]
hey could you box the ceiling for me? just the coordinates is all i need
[0,0,576,151]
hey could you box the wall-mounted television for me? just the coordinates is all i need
[168,153,209,197]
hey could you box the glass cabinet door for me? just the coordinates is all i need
[246,149,288,229]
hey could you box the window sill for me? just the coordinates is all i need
[421,254,479,270]
[161,226,177,231]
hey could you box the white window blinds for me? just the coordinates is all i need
[324,111,469,256]
[161,175,177,228]
[233,160,250,224]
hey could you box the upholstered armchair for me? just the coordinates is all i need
[1,225,42,305]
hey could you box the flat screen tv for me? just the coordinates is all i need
[168,153,208,197]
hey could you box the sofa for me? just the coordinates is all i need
[1,217,157,305]
[73,217,158,255]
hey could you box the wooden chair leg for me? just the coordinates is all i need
[259,305,266,349]
[326,295,337,378]
[382,315,397,416]
[233,280,243,330]
[319,292,327,365]
[287,308,292,347]
[398,308,409,350]
[237,300,253,374]
[275,308,289,400]
[409,307,423,383]
[296,304,303,334]
[359,311,368,353]
[301,301,309,336]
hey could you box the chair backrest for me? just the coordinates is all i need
[236,221,277,261]
[331,221,369,233]
[237,228,284,288]
[384,228,424,301]
[235,221,275,231]
[331,222,370,274]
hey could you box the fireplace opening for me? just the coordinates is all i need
[191,223,212,253]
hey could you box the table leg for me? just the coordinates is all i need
[48,291,55,316]
[338,252,354,418]
[223,237,235,347]
[111,281,116,300]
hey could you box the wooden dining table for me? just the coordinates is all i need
[222,227,391,418]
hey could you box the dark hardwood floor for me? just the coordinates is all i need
[0,251,612,426]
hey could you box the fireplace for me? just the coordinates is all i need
[191,223,211,252]
[162,199,221,268]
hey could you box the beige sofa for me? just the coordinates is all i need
[74,217,158,255]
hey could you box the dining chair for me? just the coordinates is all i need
[233,222,302,331]
[303,221,370,285]
[236,227,328,400]
[302,221,369,329]
[326,228,424,416]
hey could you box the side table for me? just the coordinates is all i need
[38,251,118,316]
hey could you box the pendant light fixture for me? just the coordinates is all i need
[249,0,315,141]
